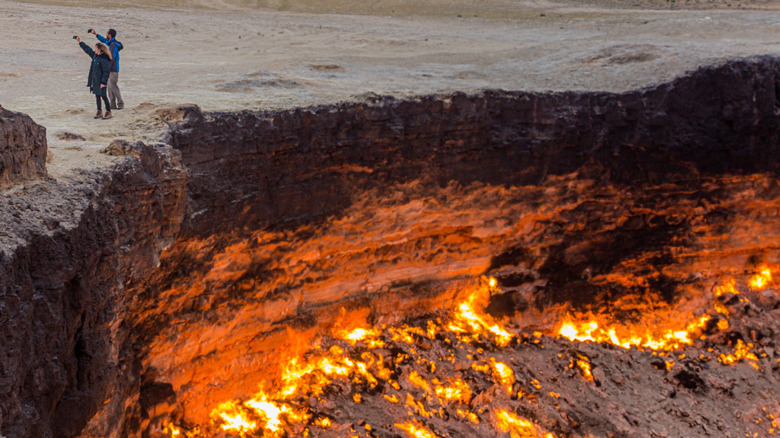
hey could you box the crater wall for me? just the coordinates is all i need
[0,56,778,437]
[169,56,780,237]
[129,56,780,431]
[0,143,187,438]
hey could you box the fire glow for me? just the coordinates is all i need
[201,277,556,438]
[556,313,709,351]
[166,266,774,437]
[749,267,772,290]
[556,266,774,355]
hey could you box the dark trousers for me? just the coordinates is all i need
[95,94,110,112]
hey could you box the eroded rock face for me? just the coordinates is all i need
[0,142,187,438]
[0,105,47,187]
[168,56,780,238]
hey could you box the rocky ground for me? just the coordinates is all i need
[1,0,779,180]
[192,277,780,438]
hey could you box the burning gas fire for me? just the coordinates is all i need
[749,266,772,290]
[495,409,551,438]
[165,265,775,437]
[555,265,774,353]
[556,312,710,351]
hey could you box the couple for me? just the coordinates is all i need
[75,28,124,119]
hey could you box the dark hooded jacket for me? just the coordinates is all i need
[79,42,111,97]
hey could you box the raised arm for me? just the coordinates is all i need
[89,28,109,43]
[79,41,95,58]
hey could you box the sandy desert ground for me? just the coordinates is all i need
[0,0,779,179]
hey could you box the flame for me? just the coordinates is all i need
[408,370,432,394]
[749,266,772,290]
[715,279,739,297]
[457,409,480,423]
[338,326,385,348]
[575,355,593,382]
[491,359,515,393]
[163,422,199,437]
[556,293,726,352]
[201,269,771,436]
[448,287,513,347]
[395,420,439,438]
[495,409,549,438]
[557,313,711,351]
[206,277,517,436]
[555,268,774,358]
[434,378,472,404]
[406,393,436,418]
[391,325,427,344]
[214,401,257,435]
[718,339,759,367]
[245,394,286,431]
[163,423,181,437]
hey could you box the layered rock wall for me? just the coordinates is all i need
[0,143,187,438]
[0,106,47,186]
[169,56,780,237]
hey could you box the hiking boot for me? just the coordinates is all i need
[94,110,102,119]
[103,111,113,120]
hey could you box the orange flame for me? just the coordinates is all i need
[448,286,513,346]
[457,409,480,423]
[749,266,772,290]
[557,313,712,351]
[337,327,385,348]
[495,409,550,438]
[491,359,516,393]
[718,339,759,368]
[202,269,771,436]
[214,401,257,435]
[575,355,594,382]
[163,423,181,437]
[434,378,472,404]
[395,420,440,438]
[715,278,739,297]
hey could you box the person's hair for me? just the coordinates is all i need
[95,42,113,60]
[108,29,116,38]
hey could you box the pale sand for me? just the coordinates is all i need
[0,0,779,178]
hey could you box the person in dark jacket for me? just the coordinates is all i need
[75,36,112,119]
[90,28,124,110]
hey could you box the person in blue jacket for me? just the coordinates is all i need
[75,36,112,119]
[89,28,124,110]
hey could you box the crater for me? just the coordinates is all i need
[1,57,779,438]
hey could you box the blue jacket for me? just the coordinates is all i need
[96,34,122,72]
